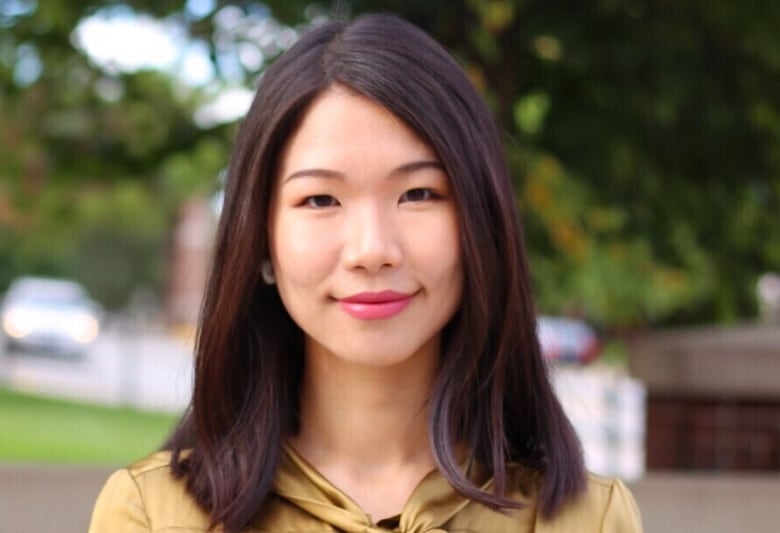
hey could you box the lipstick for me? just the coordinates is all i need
[339,291,413,320]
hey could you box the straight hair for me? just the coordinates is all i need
[167,13,586,532]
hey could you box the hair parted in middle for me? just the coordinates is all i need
[167,13,586,532]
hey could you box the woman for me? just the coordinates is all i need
[90,13,641,532]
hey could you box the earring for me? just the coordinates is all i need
[261,259,276,285]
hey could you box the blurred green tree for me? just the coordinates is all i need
[0,0,235,308]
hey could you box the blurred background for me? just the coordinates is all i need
[0,1,778,531]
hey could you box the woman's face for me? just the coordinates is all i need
[268,86,463,368]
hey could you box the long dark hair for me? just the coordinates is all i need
[167,13,586,532]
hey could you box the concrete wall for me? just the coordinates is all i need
[629,323,780,471]
[628,324,780,398]
[2,465,779,533]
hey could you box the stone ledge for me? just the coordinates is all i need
[628,324,780,398]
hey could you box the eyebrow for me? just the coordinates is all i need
[282,160,444,183]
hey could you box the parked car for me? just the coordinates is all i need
[537,315,601,364]
[1,276,102,356]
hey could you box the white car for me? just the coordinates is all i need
[1,276,102,356]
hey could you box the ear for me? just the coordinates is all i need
[261,259,276,285]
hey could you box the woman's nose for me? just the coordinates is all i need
[341,204,402,273]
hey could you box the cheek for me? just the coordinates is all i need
[411,215,463,290]
[440,250,464,303]
[440,220,464,303]
[272,215,337,286]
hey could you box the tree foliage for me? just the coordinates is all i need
[310,0,780,327]
[0,0,234,308]
[1,0,778,326]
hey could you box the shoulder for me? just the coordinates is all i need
[535,473,643,532]
[89,451,212,532]
[447,466,641,532]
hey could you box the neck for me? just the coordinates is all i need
[292,337,439,477]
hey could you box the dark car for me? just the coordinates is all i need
[537,315,601,364]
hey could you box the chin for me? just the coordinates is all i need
[339,337,439,369]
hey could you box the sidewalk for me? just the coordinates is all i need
[0,464,111,533]
[630,472,780,532]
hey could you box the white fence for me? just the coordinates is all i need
[552,365,646,481]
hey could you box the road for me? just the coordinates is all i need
[0,323,193,412]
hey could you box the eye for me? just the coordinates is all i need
[302,195,340,208]
[399,188,436,203]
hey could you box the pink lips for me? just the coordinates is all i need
[338,290,413,320]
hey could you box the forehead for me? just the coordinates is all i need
[278,86,437,168]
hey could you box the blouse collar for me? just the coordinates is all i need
[273,444,498,532]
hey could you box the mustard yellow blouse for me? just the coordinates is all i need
[89,446,642,532]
